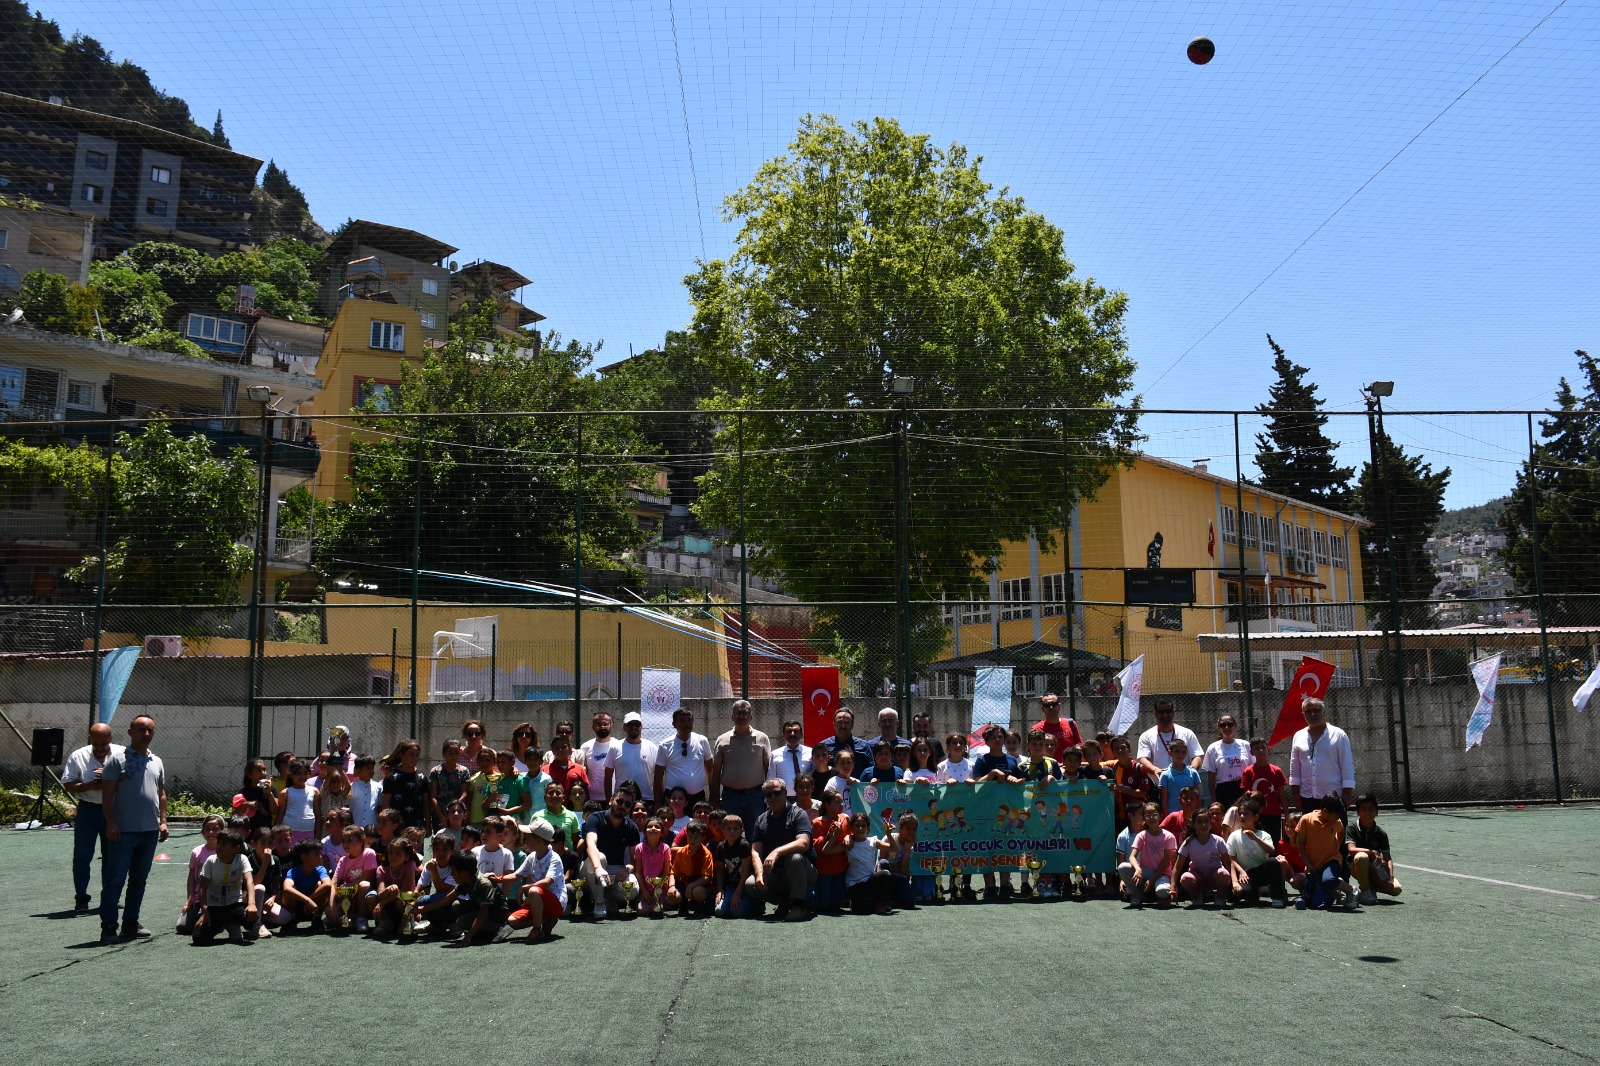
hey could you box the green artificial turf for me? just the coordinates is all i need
[3,807,1596,1066]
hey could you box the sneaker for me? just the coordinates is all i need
[1359,890,1378,905]
[99,925,120,944]
[410,919,431,936]
[592,902,608,920]
[1294,898,1308,910]
[75,896,93,914]
[1220,898,1234,910]
[354,917,369,933]
[1344,897,1362,912]
[1270,899,1287,909]
[997,884,1014,900]
[784,904,810,922]
[492,925,514,943]
[253,926,272,939]
[121,925,152,940]
[1017,882,1034,898]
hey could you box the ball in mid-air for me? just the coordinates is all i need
[1187,36,1215,64]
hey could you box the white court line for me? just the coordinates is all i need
[1394,863,1598,901]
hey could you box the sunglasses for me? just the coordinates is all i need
[465,730,483,737]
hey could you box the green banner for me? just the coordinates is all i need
[852,779,1117,874]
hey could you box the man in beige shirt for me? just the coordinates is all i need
[711,699,771,830]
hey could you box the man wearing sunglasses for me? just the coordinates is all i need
[1031,694,1081,759]
[653,707,713,806]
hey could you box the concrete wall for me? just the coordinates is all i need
[5,682,1593,804]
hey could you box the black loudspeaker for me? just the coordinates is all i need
[31,727,64,767]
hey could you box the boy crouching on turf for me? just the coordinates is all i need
[444,852,511,944]
[505,820,565,942]
[1346,794,1403,905]
[192,829,256,944]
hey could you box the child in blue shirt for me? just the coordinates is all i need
[1157,739,1204,815]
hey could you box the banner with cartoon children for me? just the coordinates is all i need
[851,779,1116,874]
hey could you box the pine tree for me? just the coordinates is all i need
[1254,334,1354,510]
[1500,351,1600,626]
[211,109,230,148]
[1352,423,1450,631]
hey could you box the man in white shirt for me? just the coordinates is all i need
[577,712,623,800]
[1289,697,1355,811]
[770,719,813,796]
[1135,699,1203,780]
[653,708,714,804]
[614,712,658,802]
[62,723,123,913]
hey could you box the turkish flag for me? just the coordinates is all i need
[800,665,840,747]
[1207,522,1215,559]
[1268,655,1338,747]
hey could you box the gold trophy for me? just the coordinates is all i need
[1025,854,1046,897]
[648,875,668,914]
[1071,865,1088,899]
[336,884,358,929]
[931,857,949,901]
[398,890,419,935]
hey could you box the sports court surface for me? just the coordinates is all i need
[4,806,1596,1066]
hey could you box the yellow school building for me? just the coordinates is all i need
[933,455,1369,696]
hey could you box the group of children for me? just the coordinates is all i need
[173,719,1401,945]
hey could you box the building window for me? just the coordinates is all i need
[999,577,1033,621]
[145,197,168,217]
[419,311,436,330]
[150,166,172,184]
[958,599,992,625]
[185,313,246,346]
[1040,572,1068,616]
[82,184,102,203]
[66,380,96,409]
[355,379,399,412]
[1240,510,1259,549]
[1220,504,1238,545]
[1313,529,1330,565]
[421,278,439,296]
[369,321,405,351]
[1260,516,1279,554]
[1280,521,1294,558]
[85,150,108,170]
[1330,534,1348,570]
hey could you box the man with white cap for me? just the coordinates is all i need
[614,711,658,803]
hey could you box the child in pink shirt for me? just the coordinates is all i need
[1129,803,1176,908]
[631,819,673,915]
[177,815,223,934]
[1176,811,1236,908]
[328,824,379,932]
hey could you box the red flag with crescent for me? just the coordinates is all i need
[800,665,840,746]
[1269,655,1338,746]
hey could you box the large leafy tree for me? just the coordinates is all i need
[1254,334,1353,509]
[1352,421,1450,632]
[318,306,647,598]
[686,115,1139,683]
[1500,351,1600,625]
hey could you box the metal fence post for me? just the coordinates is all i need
[1232,415,1256,736]
[409,423,422,736]
[1062,416,1078,723]
[1368,395,1414,810]
[738,411,749,699]
[89,445,112,730]
[489,623,497,702]
[573,413,583,708]
[1526,413,1564,803]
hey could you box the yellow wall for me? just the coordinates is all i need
[949,457,1368,694]
[303,300,426,503]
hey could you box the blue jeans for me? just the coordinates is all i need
[73,803,108,902]
[720,788,765,834]
[714,890,758,918]
[812,871,846,913]
[100,830,158,931]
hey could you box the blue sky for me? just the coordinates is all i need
[35,0,1600,505]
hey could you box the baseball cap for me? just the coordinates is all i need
[528,821,555,842]
[623,711,643,725]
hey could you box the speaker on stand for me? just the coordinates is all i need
[23,727,68,829]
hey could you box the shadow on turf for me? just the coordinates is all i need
[31,908,88,920]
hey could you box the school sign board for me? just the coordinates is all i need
[852,779,1116,874]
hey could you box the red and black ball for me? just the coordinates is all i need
[1187,36,1215,65]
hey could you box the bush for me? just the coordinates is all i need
[126,329,209,360]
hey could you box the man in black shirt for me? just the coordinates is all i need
[911,712,946,767]
[748,779,815,921]
[580,789,642,920]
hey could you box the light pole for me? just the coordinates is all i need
[1363,380,1413,810]
[891,375,915,715]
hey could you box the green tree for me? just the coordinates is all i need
[17,269,98,336]
[1352,421,1450,632]
[1253,334,1353,510]
[1500,351,1600,625]
[211,109,230,148]
[318,308,647,597]
[117,239,323,321]
[686,115,1138,685]
[87,260,171,337]
[51,422,257,604]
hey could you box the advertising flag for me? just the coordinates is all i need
[639,666,681,742]
[1268,655,1338,746]
[970,666,1013,747]
[1106,654,1145,735]
[97,645,141,727]
[1465,653,1503,751]
[799,664,841,747]
[1573,661,1600,713]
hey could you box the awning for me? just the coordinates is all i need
[926,640,1124,674]
[1196,626,1600,653]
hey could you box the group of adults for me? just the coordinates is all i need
[58,692,1357,934]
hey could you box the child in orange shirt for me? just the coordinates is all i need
[669,820,716,915]
[1294,796,1358,911]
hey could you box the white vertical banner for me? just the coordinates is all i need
[1573,661,1600,713]
[640,666,681,742]
[1106,654,1146,736]
[1464,653,1504,752]
[971,666,1014,742]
